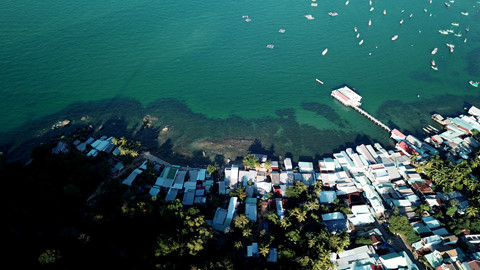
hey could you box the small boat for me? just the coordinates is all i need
[431,59,436,66]
[431,65,438,70]
[461,11,469,16]
[322,48,328,55]
[464,38,467,43]
[409,13,413,18]
[423,127,432,133]
[430,0,432,3]
[465,27,470,32]
[370,7,374,12]
[428,125,439,132]
[354,26,358,32]
[424,9,428,12]
[311,3,318,7]
[305,14,315,20]
[383,9,386,15]
[345,0,349,5]
[316,78,324,84]
[368,19,372,26]
[446,43,454,53]
[356,33,360,38]
[431,48,438,54]
[328,12,339,17]
[470,81,479,88]
[369,0,372,5]
[446,29,454,33]
[451,22,459,27]
[454,31,462,37]
[52,120,71,129]
[245,18,252,22]
[359,39,364,45]
[392,35,399,41]
[266,44,274,49]
[400,19,404,24]
[439,30,449,35]
[279,29,286,33]
[445,2,450,7]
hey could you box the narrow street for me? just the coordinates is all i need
[374,219,426,270]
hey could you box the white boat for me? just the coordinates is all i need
[279,29,286,33]
[431,59,436,66]
[461,12,469,16]
[359,39,364,45]
[383,10,386,15]
[356,33,360,38]
[470,81,479,88]
[316,78,324,85]
[451,22,459,27]
[445,2,450,7]
[446,43,455,53]
[368,19,372,26]
[266,44,274,49]
[454,32,462,37]
[431,65,438,70]
[245,18,252,22]
[354,26,358,32]
[392,35,399,41]
[431,48,438,54]
[311,3,318,7]
[424,9,428,12]
[439,30,449,35]
[410,13,413,18]
[430,0,432,4]
[464,38,467,43]
[370,7,374,12]
[446,29,454,33]
[345,0,349,5]
[369,0,372,5]
[322,48,328,55]
[400,19,404,24]
[328,12,339,17]
[305,14,315,20]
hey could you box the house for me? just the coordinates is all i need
[391,129,407,141]
[331,86,362,107]
[275,198,285,219]
[165,187,178,201]
[319,158,336,172]
[322,212,350,234]
[182,189,195,205]
[173,170,187,189]
[122,168,143,186]
[423,216,442,229]
[245,198,257,222]
[334,245,378,269]
[266,248,278,263]
[380,252,419,270]
[298,161,314,173]
[212,197,238,232]
[284,158,293,170]
[349,205,375,227]
[247,243,258,257]
[319,191,337,204]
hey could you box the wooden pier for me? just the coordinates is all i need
[331,86,391,133]
[352,106,391,132]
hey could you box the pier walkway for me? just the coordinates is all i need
[352,106,391,132]
[331,86,391,133]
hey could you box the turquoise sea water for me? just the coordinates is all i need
[1,0,480,160]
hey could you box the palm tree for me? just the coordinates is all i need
[466,206,478,218]
[242,228,252,238]
[280,218,291,229]
[290,208,307,223]
[234,241,243,250]
[259,245,270,257]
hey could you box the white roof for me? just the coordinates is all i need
[284,158,293,170]
[351,205,371,215]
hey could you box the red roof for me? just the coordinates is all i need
[369,265,383,270]
[412,182,435,195]
[468,260,480,270]
[398,141,417,155]
[392,128,406,139]
[456,125,470,135]
[335,91,350,103]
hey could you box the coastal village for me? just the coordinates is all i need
[50,85,480,270]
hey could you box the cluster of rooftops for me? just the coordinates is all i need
[52,106,480,269]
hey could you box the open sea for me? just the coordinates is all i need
[1,0,480,162]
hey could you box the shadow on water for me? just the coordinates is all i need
[0,95,414,164]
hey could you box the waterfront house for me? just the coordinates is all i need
[331,86,362,107]
[283,158,293,170]
[212,197,238,232]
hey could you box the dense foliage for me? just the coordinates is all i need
[388,214,421,244]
